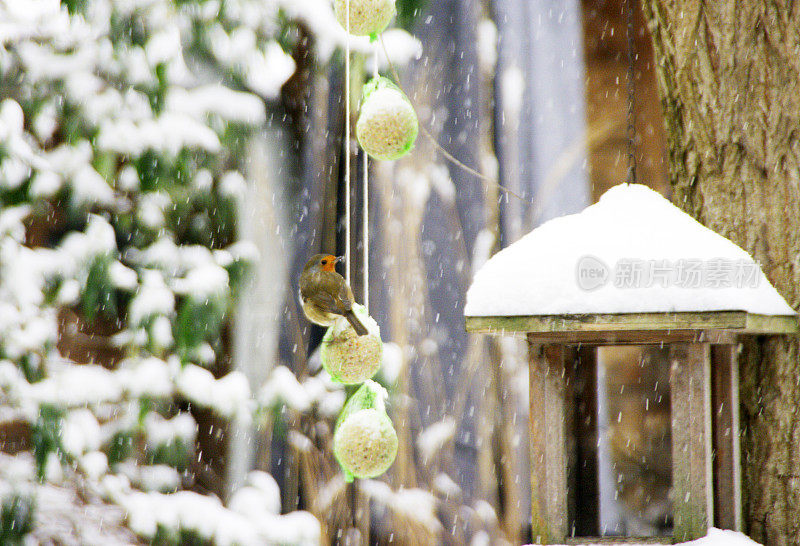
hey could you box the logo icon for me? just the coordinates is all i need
[576,255,610,291]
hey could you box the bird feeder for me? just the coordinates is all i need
[321,304,383,385]
[464,185,798,544]
[356,77,419,161]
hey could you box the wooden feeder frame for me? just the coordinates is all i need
[466,311,798,544]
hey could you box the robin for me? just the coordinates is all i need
[299,254,368,336]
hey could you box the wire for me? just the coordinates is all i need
[625,0,637,185]
[343,2,358,533]
[344,0,352,283]
[377,36,532,205]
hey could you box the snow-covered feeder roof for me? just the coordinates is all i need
[465,184,797,339]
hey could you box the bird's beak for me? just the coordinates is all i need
[334,256,344,264]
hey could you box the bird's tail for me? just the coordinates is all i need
[344,310,369,336]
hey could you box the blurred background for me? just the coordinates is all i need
[0,0,676,543]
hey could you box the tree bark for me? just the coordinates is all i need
[641,1,800,543]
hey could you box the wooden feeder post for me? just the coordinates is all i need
[466,312,798,544]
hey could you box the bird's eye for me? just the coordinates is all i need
[321,259,327,265]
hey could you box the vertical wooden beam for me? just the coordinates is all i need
[669,343,713,541]
[564,347,577,537]
[572,346,599,536]
[528,339,569,544]
[710,344,743,531]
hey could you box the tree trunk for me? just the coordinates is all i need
[641,1,800,543]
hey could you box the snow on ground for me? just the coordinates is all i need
[0,452,143,544]
[466,184,796,317]
[533,528,763,546]
[113,487,321,546]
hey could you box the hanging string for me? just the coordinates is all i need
[362,122,369,311]
[344,0,352,282]
[343,1,358,534]
[624,0,637,185]
[378,36,532,205]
